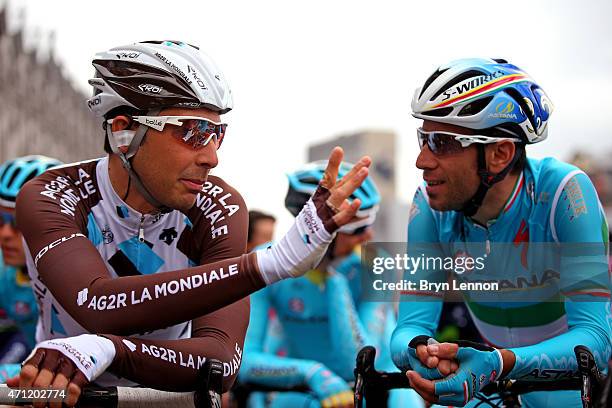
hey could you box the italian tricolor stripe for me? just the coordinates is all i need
[430,73,528,109]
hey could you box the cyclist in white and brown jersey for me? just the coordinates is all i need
[6,40,371,407]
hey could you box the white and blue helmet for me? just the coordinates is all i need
[285,161,381,233]
[0,155,63,208]
[412,58,553,144]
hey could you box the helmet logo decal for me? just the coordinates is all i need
[138,84,163,94]
[441,70,504,102]
[87,96,101,110]
[432,73,528,109]
[187,65,208,90]
[116,52,141,59]
[488,101,517,119]
[154,52,193,86]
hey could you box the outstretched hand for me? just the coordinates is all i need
[317,147,371,231]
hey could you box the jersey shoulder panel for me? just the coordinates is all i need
[16,159,103,254]
[183,175,248,265]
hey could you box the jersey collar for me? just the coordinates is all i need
[97,157,167,229]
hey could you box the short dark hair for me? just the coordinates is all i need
[511,143,527,175]
[248,210,276,242]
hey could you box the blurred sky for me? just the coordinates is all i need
[4,0,612,233]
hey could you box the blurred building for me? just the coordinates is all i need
[308,130,410,241]
[0,6,102,163]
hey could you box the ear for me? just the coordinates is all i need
[110,115,133,132]
[487,141,516,173]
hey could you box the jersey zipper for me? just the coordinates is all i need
[138,215,145,242]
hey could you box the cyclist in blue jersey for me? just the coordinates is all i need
[390,58,611,407]
[239,161,423,408]
[0,155,63,369]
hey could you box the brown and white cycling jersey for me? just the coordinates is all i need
[16,156,265,391]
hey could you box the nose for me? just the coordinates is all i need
[415,144,438,171]
[195,143,219,169]
[0,223,13,240]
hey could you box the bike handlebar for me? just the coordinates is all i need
[0,359,224,408]
[354,345,607,408]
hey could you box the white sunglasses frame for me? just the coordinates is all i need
[417,128,522,149]
[129,115,227,147]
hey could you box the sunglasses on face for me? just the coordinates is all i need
[0,211,17,229]
[132,116,227,149]
[417,128,522,156]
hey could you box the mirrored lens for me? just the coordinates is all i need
[417,129,465,156]
[172,120,227,149]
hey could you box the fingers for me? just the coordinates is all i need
[416,344,441,369]
[406,370,437,404]
[320,147,344,189]
[5,375,19,388]
[65,381,84,407]
[17,348,85,408]
[326,155,371,207]
[427,342,459,360]
[438,358,459,376]
[19,364,40,388]
[331,198,362,226]
[65,371,88,407]
[20,348,46,388]
[49,373,70,408]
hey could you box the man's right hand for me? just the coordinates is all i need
[255,147,372,284]
[6,334,116,408]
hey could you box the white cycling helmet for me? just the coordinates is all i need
[87,40,233,117]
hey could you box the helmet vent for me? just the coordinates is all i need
[420,107,453,117]
[419,68,449,99]
[140,40,200,50]
[430,70,487,101]
[458,96,493,116]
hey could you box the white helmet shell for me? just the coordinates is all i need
[86,40,233,117]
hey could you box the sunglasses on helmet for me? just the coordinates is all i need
[417,128,521,156]
[132,116,227,149]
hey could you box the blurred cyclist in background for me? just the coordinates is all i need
[0,155,62,380]
[247,210,276,252]
[239,161,423,407]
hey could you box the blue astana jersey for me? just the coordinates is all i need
[391,157,611,407]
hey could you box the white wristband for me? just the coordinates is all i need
[256,198,335,284]
[32,334,116,382]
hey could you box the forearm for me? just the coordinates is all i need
[103,334,244,393]
[43,246,263,334]
[507,303,611,379]
[391,300,442,371]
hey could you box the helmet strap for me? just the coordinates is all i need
[461,144,521,217]
[106,108,173,214]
